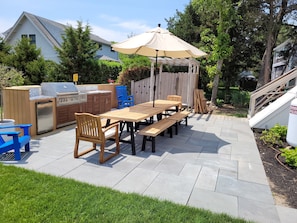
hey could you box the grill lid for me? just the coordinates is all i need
[41,82,78,97]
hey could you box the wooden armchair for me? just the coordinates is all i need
[167,95,182,111]
[74,113,120,164]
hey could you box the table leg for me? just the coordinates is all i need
[127,122,136,155]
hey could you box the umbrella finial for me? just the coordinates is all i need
[158,24,161,27]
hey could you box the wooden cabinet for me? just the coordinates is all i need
[56,103,80,128]
[56,92,111,128]
[86,92,111,115]
[99,92,111,114]
[86,94,100,114]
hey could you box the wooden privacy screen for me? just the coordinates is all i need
[131,72,198,107]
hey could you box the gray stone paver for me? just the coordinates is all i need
[1,113,296,223]
[143,172,196,205]
[276,205,297,223]
[188,188,239,217]
[195,166,218,191]
[238,161,269,185]
[238,197,280,223]
[114,167,159,193]
[216,174,275,204]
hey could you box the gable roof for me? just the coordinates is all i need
[4,11,111,47]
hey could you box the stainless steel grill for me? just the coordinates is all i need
[56,93,87,106]
[41,82,87,106]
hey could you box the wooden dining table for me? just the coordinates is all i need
[100,100,181,155]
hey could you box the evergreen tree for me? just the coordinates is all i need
[0,36,11,64]
[55,21,99,83]
[5,37,46,84]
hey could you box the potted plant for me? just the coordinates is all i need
[0,64,24,123]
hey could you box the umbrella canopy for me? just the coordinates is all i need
[112,25,207,106]
[112,25,207,59]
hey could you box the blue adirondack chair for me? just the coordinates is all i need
[0,124,32,160]
[115,86,134,109]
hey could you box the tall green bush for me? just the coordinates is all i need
[280,147,297,168]
[118,67,150,93]
[0,64,24,120]
[260,124,287,146]
[97,60,121,84]
[230,90,250,107]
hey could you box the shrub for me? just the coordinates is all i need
[260,124,287,147]
[216,98,224,107]
[118,66,150,93]
[280,147,297,168]
[230,90,250,107]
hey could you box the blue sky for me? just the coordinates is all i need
[0,0,190,42]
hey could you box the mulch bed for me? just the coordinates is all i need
[254,132,297,209]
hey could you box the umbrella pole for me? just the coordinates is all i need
[153,50,158,107]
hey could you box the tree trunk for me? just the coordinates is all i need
[263,31,274,85]
[258,0,288,87]
[211,59,223,105]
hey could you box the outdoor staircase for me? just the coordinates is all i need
[248,67,297,129]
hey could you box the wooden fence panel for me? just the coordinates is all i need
[131,72,197,107]
[131,79,151,104]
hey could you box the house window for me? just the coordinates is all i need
[29,34,36,44]
[21,34,36,44]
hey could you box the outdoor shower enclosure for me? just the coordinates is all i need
[131,57,200,108]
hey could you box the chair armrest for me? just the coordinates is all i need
[0,124,32,136]
[0,131,21,136]
[128,95,134,100]
[102,122,119,133]
[0,124,32,129]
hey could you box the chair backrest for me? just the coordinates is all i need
[75,113,104,142]
[167,95,182,109]
[115,85,129,100]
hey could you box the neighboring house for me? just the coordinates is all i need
[271,39,297,80]
[3,11,119,63]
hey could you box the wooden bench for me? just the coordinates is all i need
[138,118,176,152]
[0,124,32,160]
[168,111,190,135]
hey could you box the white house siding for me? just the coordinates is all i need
[99,44,119,61]
[4,12,119,63]
[6,18,59,62]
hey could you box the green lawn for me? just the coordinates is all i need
[0,164,252,223]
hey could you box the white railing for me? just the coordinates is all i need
[249,68,297,117]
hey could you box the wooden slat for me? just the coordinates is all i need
[139,118,176,137]
[131,72,197,108]
[168,111,190,121]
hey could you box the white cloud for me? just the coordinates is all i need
[0,18,15,34]
[91,24,127,42]
[58,17,151,42]
[116,21,152,34]
[57,19,129,42]
[97,14,152,39]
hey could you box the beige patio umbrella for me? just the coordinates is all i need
[112,24,207,106]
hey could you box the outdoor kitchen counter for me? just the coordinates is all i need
[83,90,111,94]
[84,91,112,116]
[3,84,115,136]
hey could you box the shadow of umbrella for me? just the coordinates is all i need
[137,125,231,156]
[187,130,231,154]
